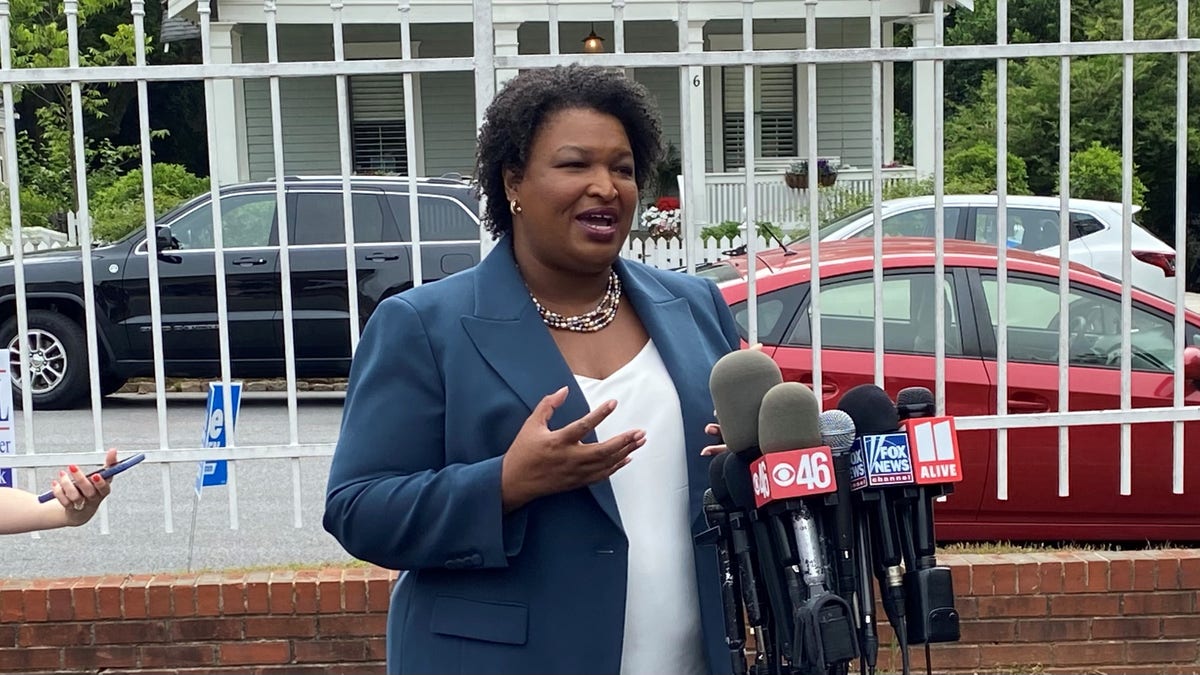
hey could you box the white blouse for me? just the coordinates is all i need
[575,340,707,675]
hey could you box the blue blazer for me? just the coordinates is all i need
[324,236,742,675]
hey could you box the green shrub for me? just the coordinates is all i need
[700,219,780,243]
[944,143,1031,195]
[1057,141,1147,207]
[90,164,209,242]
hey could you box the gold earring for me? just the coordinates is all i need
[510,199,522,215]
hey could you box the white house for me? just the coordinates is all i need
[166,0,965,226]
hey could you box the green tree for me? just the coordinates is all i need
[6,0,155,230]
[1057,141,1148,206]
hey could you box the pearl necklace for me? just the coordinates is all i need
[528,269,622,333]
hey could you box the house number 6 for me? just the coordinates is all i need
[692,74,701,87]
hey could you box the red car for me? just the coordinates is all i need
[704,238,1200,542]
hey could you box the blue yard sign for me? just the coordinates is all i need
[0,361,14,489]
[195,381,242,494]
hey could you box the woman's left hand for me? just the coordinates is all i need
[51,448,117,526]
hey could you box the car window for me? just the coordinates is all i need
[388,194,480,242]
[849,207,962,239]
[291,192,392,245]
[980,274,1180,372]
[727,286,804,346]
[785,272,962,355]
[1070,213,1106,239]
[167,193,276,249]
[973,207,1065,252]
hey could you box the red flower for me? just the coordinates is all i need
[655,196,680,211]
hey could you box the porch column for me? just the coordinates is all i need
[494,23,521,93]
[883,21,895,165]
[910,14,935,178]
[208,23,247,185]
[680,19,708,237]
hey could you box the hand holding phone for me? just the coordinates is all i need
[36,453,145,503]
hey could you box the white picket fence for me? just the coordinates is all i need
[620,234,778,269]
[0,225,73,257]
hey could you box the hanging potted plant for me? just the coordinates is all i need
[784,160,806,189]
[817,159,840,187]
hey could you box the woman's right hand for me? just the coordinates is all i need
[500,386,646,513]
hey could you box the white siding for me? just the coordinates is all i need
[241,25,341,179]
[816,19,872,168]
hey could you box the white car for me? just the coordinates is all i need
[808,195,1179,301]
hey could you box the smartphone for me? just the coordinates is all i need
[36,453,146,503]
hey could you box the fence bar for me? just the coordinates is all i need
[612,0,625,55]
[263,0,303,529]
[1056,0,1072,497]
[1172,0,1188,494]
[401,0,423,291]
[932,0,946,417]
[805,0,821,408]
[131,0,174,531]
[741,0,758,345]
[64,0,109,533]
[548,0,559,56]
[331,1,362,354]
[677,0,698,276]
[1118,0,1134,496]
[0,2,34,457]
[870,0,884,388]
[995,0,1009,502]
[199,0,240,529]
[473,0,495,259]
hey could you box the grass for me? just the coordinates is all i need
[937,540,1190,555]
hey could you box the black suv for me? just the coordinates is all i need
[0,175,482,409]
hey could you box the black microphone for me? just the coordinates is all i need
[895,387,961,647]
[703,487,749,675]
[725,451,790,674]
[756,382,858,674]
[818,409,875,673]
[837,384,913,675]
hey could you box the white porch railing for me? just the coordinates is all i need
[704,165,920,229]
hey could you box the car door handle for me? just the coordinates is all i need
[363,252,400,262]
[796,375,838,396]
[232,256,267,267]
[1007,397,1051,413]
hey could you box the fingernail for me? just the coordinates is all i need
[68,465,78,473]
[59,471,66,478]
[91,475,102,483]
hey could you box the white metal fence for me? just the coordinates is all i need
[0,0,1195,538]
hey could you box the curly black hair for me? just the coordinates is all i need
[473,64,665,238]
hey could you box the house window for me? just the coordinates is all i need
[350,75,408,175]
[721,65,797,169]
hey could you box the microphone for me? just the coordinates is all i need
[709,349,784,457]
[895,387,962,646]
[703,485,749,675]
[725,451,790,674]
[819,409,875,672]
[837,384,913,674]
[755,382,858,674]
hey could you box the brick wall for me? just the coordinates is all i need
[1,550,1198,675]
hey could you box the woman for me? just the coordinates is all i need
[0,448,117,535]
[324,65,741,675]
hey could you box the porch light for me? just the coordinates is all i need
[582,24,605,53]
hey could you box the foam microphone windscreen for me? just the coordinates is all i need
[896,386,934,409]
[836,384,900,435]
[709,452,734,508]
[818,409,857,452]
[709,349,784,455]
[722,451,760,513]
[758,382,822,454]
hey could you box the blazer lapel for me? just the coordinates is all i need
[461,237,624,532]
[616,259,716,534]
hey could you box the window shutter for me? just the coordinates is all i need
[722,65,797,169]
[350,75,408,175]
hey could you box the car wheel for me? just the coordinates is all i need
[0,310,90,410]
